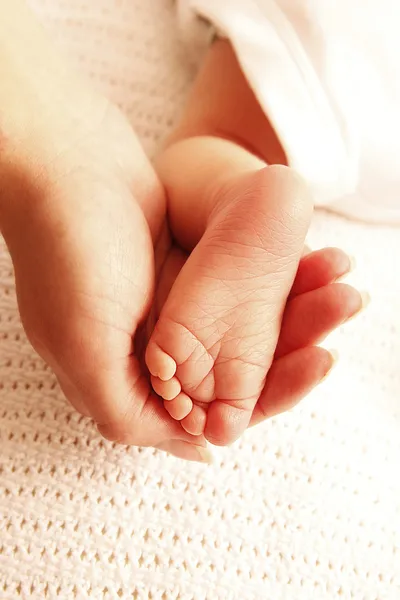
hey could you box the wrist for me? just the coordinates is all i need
[0,1,70,135]
[0,0,105,160]
[0,1,107,235]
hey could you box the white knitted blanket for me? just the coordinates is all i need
[1,1,399,599]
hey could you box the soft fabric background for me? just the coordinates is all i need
[1,1,399,599]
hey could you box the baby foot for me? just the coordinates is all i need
[146,166,312,444]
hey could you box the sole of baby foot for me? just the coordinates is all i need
[146,166,313,446]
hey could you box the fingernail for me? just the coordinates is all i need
[348,255,357,272]
[157,440,213,464]
[328,348,339,366]
[347,290,371,323]
[360,291,371,308]
[337,255,356,281]
[320,349,339,383]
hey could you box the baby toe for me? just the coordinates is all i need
[151,375,181,401]
[181,404,207,436]
[164,393,193,420]
[146,341,176,381]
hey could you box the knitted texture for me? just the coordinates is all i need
[1,1,400,598]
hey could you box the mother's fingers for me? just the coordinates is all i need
[249,281,364,430]
[156,440,213,463]
[97,394,210,462]
[291,247,353,297]
[57,375,92,417]
[56,346,210,461]
[275,283,364,359]
[251,346,335,427]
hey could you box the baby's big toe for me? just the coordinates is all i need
[145,341,177,381]
[181,404,207,436]
[204,399,256,446]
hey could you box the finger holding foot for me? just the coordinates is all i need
[275,284,369,358]
[248,280,367,428]
[250,346,337,427]
[290,248,355,297]
[244,275,366,427]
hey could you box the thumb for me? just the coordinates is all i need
[156,440,213,463]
